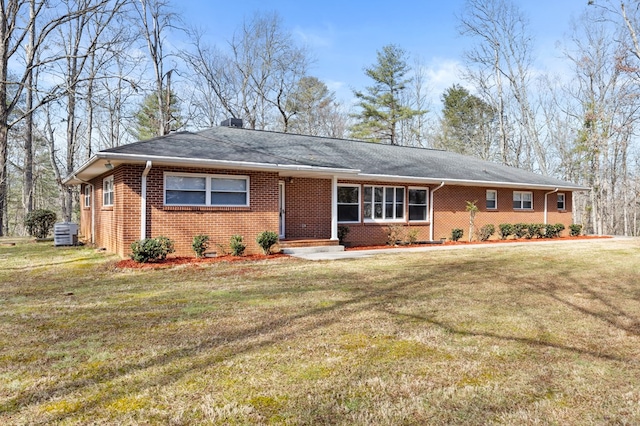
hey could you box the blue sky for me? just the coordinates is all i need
[178,0,589,108]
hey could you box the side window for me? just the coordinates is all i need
[408,188,428,221]
[103,176,114,206]
[337,185,360,223]
[557,193,566,210]
[486,190,497,210]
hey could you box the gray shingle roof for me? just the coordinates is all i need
[92,126,584,190]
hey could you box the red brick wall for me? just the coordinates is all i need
[80,166,575,256]
[284,178,332,239]
[432,186,573,241]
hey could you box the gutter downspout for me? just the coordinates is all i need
[429,182,445,241]
[73,176,95,245]
[544,188,559,225]
[141,161,152,240]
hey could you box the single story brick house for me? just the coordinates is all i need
[64,124,586,257]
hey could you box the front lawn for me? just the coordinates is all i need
[1,238,639,424]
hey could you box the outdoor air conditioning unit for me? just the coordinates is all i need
[54,222,78,246]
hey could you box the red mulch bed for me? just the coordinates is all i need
[345,235,612,251]
[115,253,290,269]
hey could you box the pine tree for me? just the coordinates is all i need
[350,44,426,145]
[132,91,182,140]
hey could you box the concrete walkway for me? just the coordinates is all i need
[288,236,631,261]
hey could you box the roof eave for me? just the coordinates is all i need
[63,152,361,184]
[355,173,589,191]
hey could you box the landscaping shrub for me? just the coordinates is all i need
[569,224,583,236]
[192,235,210,258]
[498,223,514,240]
[478,224,495,241]
[230,235,246,256]
[544,223,565,238]
[338,225,350,245]
[256,231,278,255]
[513,223,528,239]
[24,209,57,239]
[386,224,404,246]
[131,236,175,263]
[451,228,463,242]
[527,223,545,239]
[406,228,419,245]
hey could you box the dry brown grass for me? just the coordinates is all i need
[1,237,639,425]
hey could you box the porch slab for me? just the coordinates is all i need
[279,244,345,255]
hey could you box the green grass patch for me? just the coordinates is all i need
[1,238,640,424]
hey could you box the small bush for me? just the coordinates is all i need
[498,223,514,240]
[230,235,246,256]
[513,223,528,239]
[451,228,464,242]
[256,231,278,255]
[478,224,495,241]
[406,228,419,245]
[338,225,350,245]
[527,223,544,239]
[131,236,175,263]
[544,223,565,238]
[24,209,57,239]
[569,224,583,237]
[192,234,210,258]
[386,224,404,246]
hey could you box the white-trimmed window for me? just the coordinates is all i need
[557,193,566,210]
[103,176,114,206]
[84,185,91,208]
[513,191,533,210]
[337,185,360,223]
[363,186,404,221]
[486,190,497,210]
[408,188,428,221]
[164,173,249,206]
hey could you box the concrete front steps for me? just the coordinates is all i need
[277,238,344,255]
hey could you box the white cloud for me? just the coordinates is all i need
[293,24,334,49]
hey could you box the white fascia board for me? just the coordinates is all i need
[355,173,589,191]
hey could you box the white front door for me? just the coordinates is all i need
[278,181,285,238]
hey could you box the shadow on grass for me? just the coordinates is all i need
[3,250,638,422]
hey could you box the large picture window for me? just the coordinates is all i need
[513,191,533,210]
[165,173,249,207]
[408,188,428,221]
[337,185,360,222]
[103,176,114,206]
[363,186,404,221]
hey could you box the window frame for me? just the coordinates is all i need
[164,172,250,207]
[103,175,114,207]
[557,193,566,211]
[363,185,405,222]
[84,184,91,208]
[486,189,497,210]
[337,184,361,223]
[513,191,533,210]
[407,187,429,222]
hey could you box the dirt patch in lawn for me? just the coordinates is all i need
[346,235,612,251]
[115,253,290,269]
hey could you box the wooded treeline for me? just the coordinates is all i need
[1,0,639,237]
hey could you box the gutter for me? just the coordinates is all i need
[141,161,152,240]
[429,182,445,241]
[544,188,559,224]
